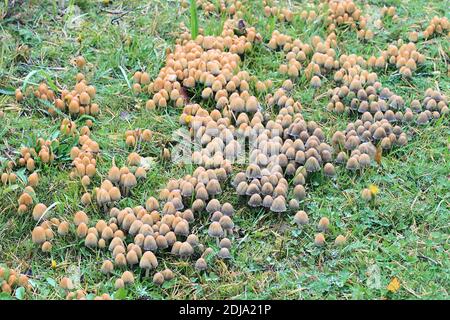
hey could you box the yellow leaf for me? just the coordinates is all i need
[387,277,400,293]
[369,184,379,196]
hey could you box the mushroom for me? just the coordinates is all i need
[153,272,165,286]
[318,217,330,232]
[195,258,207,271]
[334,235,347,246]
[217,247,231,259]
[161,268,174,281]
[270,196,287,213]
[139,251,158,277]
[294,211,309,226]
[31,226,46,245]
[32,203,47,221]
[121,271,134,285]
[179,241,194,258]
[208,221,224,245]
[101,260,114,275]
[314,233,325,246]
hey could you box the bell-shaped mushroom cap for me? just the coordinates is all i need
[294,210,309,226]
[145,197,159,211]
[217,247,231,259]
[187,234,199,247]
[323,163,336,177]
[236,181,248,195]
[171,241,182,255]
[262,195,274,208]
[246,164,261,179]
[314,233,325,246]
[335,234,347,246]
[208,221,224,238]
[162,201,177,215]
[195,257,207,271]
[270,196,287,213]
[101,260,114,274]
[416,112,429,125]
[140,251,158,270]
[304,157,320,173]
[156,234,168,249]
[206,198,221,213]
[32,226,46,244]
[221,202,234,216]
[121,271,134,285]
[126,250,139,266]
[248,193,262,207]
[161,268,174,281]
[74,210,89,226]
[85,233,98,248]
[143,235,157,252]
[181,182,194,197]
[192,199,205,212]
[60,277,74,290]
[115,278,125,289]
[232,172,246,187]
[210,211,223,222]
[174,219,190,236]
[153,272,165,286]
[206,179,222,196]
[171,197,184,211]
[219,238,232,249]
[346,157,360,171]
[373,127,386,140]
[318,217,330,232]
[289,198,300,210]
[179,241,194,258]
[245,182,260,196]
[32,203,47,221]
[219,215,234,230]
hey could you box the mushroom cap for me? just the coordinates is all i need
[153,272,165,286]
[248,193,262,207]
[101,260,114,274]
[85,233,98,248]
[60,277,74,290]
[314,233,325,246]
[179,241,194,257]
[140,251,158,270]
[32,203,47,221]
[208,221,224,238]
[335,235,347,246]
[217,247,231,259]
[294,210,309,225]
[195,258,207,271]
[318,217,330,231]
[219,215,234,230]
[219,238,232,249]
[32,226,46,244]
[121,271,134,284]
[221,202,234,216]
[262,195,274,208]
[174,219,190,236]
[206,199,221,213]
[161,268,174,281]
[304,156,320,173]
[270,196,287,213]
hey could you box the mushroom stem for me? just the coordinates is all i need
[216,237,219,247]
[145,269,149,278]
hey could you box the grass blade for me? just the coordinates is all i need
[190,0,198,39]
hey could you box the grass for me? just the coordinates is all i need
[0,0,449,300]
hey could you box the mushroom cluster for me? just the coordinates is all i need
[326,0,368,33]
[142,19,261,110]
[368,42,425,78]
[16,139,56,172]
[423,16,449,39]
[31,216,66,252]
[415,88,449,125]
[0,266,31,295]
[69,128,100,188]
[125,128,153,147]
[263,5,294,22]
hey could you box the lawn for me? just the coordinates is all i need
[0,0,448,300]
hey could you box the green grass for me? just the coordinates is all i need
[0,0,449,300]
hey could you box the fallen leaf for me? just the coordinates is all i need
[387,277,400,293]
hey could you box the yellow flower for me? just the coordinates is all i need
[387,277,400,293]
[185,115,193,124]
[369,184,379,196]
[51,260,57,269]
